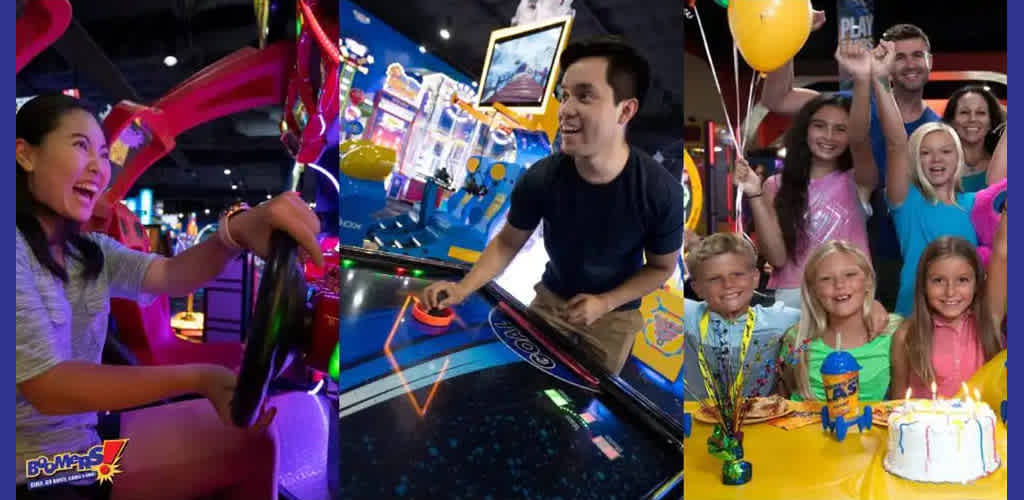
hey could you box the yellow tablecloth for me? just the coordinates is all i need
[684,351,1009,500]
[968,349,1007,415]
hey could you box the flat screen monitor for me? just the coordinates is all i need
[475,16,572,115]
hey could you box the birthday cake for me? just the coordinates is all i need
[883,399,1000,483]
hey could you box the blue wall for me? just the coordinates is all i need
[341,1,476,97]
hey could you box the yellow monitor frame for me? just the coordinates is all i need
[474,16,573,116]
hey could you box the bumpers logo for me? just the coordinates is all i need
[26,439,129,490]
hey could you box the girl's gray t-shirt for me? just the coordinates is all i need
[15,229,157,483]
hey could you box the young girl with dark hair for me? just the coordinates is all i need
[736,41,879,309]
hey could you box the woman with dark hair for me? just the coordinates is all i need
[16,94,323,499]
[736,42,879,308]
[941,85,1005,192]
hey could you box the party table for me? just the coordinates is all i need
[684,350,1008,500]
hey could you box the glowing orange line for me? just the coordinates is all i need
[383,295,450,417]
[417,357,451,416]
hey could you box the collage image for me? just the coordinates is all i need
[13,0,1008,499]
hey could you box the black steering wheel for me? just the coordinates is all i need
[231,230,312,427]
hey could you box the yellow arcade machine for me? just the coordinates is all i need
[630,149,703,383]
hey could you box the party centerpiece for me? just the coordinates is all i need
[685,329,810,485]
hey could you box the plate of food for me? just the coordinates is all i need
[693,395,793,425]
[870,401,903,427]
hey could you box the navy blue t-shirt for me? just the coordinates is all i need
[836,90,940,258]
[506,148,685,310]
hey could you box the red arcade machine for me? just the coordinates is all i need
[91,1,340,379]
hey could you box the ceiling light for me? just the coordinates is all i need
[224,168,231,175]
[267,194,272,200]
[439,28,451,40]
[231,184,238,190]
[204,209,210,215]
[419,45,426,54]
[164,56,178,67]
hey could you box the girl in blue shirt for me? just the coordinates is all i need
[874,42,979,316]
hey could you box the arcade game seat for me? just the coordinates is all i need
[96,202,246,371]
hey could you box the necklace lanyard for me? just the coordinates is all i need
[697,307,756,401]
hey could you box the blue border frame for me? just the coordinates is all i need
[5,3,14,499]
[1006,3,1019,499]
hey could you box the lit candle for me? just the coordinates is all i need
[963,383,975,416]
[932,381,938,401]
[974,388,983,409]
[904,387,913,413]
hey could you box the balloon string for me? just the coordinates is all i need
[736,184,744,233]
[733,42,742,152]
[735,184,755,255]
[732,42,744,235]
[692,5,737,148]
[742,72,760,152]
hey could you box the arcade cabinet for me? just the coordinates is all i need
[395,72,480,203]
[364,63,422,166]
[340,16,568,265]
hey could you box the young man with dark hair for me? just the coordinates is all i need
[422,36,684,376]
[759,15,940,310]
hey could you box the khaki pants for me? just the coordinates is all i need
[528,283,643,376]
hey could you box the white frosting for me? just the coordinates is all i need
[883,399,1000,483]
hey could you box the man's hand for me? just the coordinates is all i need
[564,294,611,326]
[421,281,468,310]
[871,40,896,79]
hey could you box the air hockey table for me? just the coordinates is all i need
[337,247,684,499]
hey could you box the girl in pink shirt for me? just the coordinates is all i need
[890,236,1004,398]
[738,42,878,309]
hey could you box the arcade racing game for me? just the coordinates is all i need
[19,1,340,498]
[337,248,684,499]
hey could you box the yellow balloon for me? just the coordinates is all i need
[728,0,813,73]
